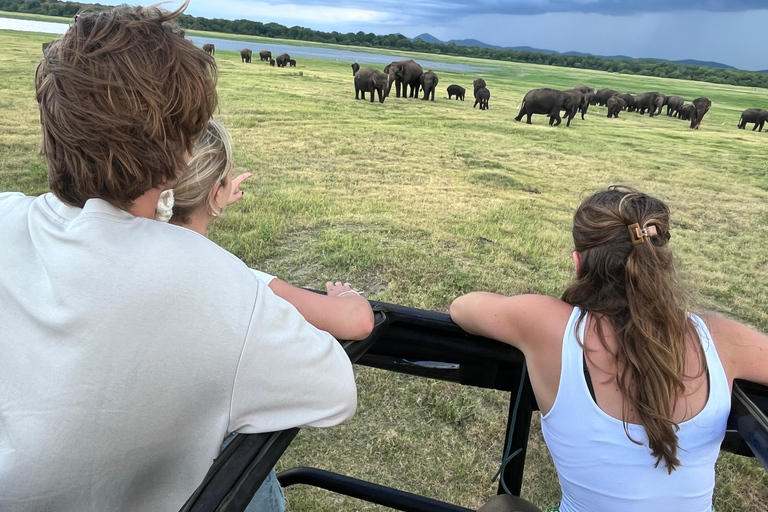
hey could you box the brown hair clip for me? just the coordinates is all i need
[628,223,658,245]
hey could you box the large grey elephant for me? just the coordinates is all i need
[473,78,486,98]
[677,104,695,121]
[606,96,626,118]
[590,88,618,106]
[354,68,389,103]
[419,70,439,101]
[616,93,634,111]
[738,108,768,131]
[259,50,271,62]
[351,62,360,75]
[665,95,684,117]
[473,87,490,110]
[202,44,215,56]
[632,92,662,116]
[276,53,290,67]
[652,94,667,116]
[384,60,423,98]
[240,49,252,63]
[561,89,586,125]
[515,88,576,127]
[447,85,465,100]
[690,96,711,129]
[574,84,594,94]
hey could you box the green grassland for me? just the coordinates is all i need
[2,27,768,511]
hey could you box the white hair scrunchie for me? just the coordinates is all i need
[155,189,175,222]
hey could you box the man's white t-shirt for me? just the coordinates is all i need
[0,193,357,512]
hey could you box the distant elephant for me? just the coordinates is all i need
[574,84,594,94]
[590,88,618,106]
[615,93,633,111]
[579,93,593,118]
[632,92,662,116]
[515,88,576,126]
[473,78,486,98]
[690,96,711,129]
[606,96,626,118]
[240,49,252,63]
[652,94,667,116]
[419,70,439,101]
[738,108,768,131]
[351,62,360,75]
[561,89,586,126]
[354,67,389,103]
[385,60,423,98]
[677,104,695,121]
[276,53,290,67]
[447,84,465,101]
[473,87,490,110]
[665,95,685,117]
[259,50,271,62]
[202,44,215,56]
[289,59,297,67]
[269,59,276,67]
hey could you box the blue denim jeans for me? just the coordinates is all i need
[221,433,287,512]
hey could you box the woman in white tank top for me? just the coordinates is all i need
[450,186,768,512]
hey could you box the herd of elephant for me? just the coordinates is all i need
[514,86,713,130]
[351,60,491,110]
[189,48,768,131]
[203,45,298,67]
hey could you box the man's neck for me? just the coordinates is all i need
[128,189,163,219]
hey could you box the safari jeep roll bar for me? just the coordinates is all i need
[181,300,768,512]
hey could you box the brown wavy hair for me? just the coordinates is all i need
[561,185,702,473]
[35,1,217,210]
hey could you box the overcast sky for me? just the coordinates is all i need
[169,1,767,70]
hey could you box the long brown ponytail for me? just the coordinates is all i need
[561,185,702,473]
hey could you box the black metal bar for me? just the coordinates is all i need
[277,467,473,512]
[730,381,768,470]
[498,370,535,496]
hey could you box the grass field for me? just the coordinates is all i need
[2,24,768,511]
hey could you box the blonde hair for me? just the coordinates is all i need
[171,119,233,224]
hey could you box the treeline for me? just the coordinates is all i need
[4,0,767,89]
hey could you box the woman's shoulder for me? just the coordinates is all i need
[698,313,768,386]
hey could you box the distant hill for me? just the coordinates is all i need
[412,33,739,71]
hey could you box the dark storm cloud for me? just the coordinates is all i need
[264,0,768,20]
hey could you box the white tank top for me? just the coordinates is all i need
[541,307,730,512]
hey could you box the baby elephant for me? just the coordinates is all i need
[354,68,389,103]
[447,84,465,101]
[606,96,626,118]
[289,59,297,67]
[269,58,275,67]
[474,87,490,110]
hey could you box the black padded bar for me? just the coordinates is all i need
[730,381,768,470]
[277,467,474,512]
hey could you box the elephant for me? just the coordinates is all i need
[515,88,576,126]
[259,50,271,62]
[690,96,711,129]
[473,78,486,98]
[269,59,275,67]
[561,89,586,126]
[473,87,490,110]
[202,43,214,56]
[590,88,618,106]
[419,70,439,101]
[385,60,423,98]
[677,104,695,121]
[574,84,594,94]
[665,96,685,117]
[354,67,389,103]
[606,96,626,118]
[631,92,662,116]
[351,62,360,75]
[240,49,252,63]
[579,93,594,118]
[737,108,768,131]
[447,85,465,101]
[652,94,667,116]
[616,93,634,111]
[289,59,297,67]
[276,54,290,67]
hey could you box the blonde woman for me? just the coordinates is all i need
[451,186,768,512]
[166,119,374,511]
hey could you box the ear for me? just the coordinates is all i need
[212,181,227,212]
[573,251,582,277]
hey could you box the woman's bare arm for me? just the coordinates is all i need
[268,279,375,341]
[704,314,768,386]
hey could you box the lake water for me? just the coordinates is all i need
[1,17,496,73]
